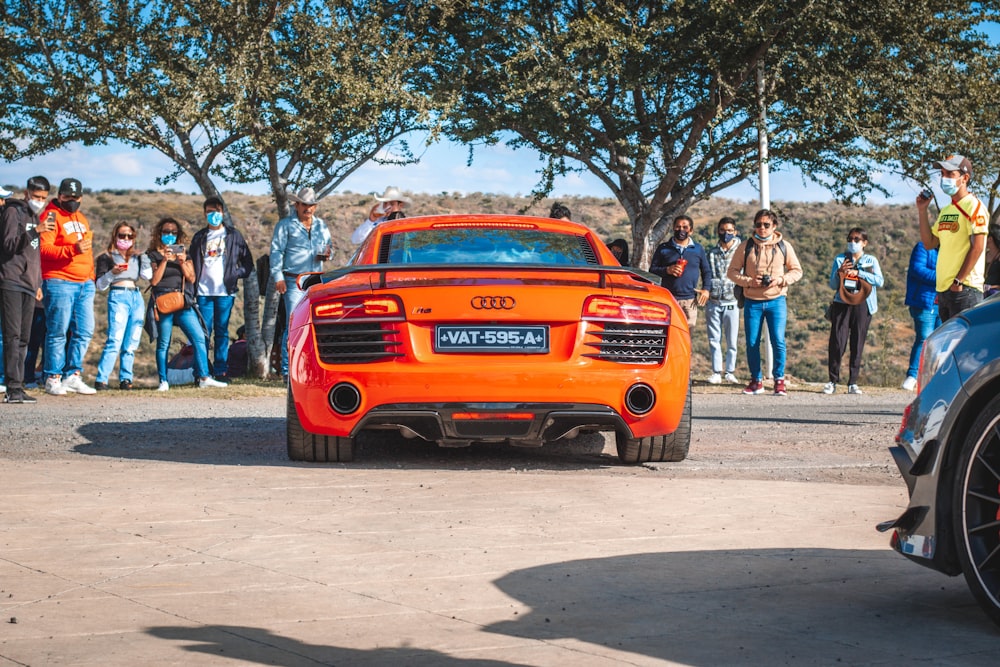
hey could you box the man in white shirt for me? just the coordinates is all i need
[189,196,254,381]
[351,186,412,244]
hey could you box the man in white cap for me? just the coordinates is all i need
[269,186,334,380]
[916,154,988,321]
[351,186,413,244]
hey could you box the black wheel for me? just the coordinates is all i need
[953,393,1000,628]
[616,383,691,464]
[286,388,355,462]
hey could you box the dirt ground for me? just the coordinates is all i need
[0,381,910,487]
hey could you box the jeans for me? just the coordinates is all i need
[705,300,739,373]
[43,278,95,379]
[937,287,982,323]
[96,288,145,383]
[197,295,235,377]
[155,306,209,382]
[280,282,307,377]
[743,296,787,381]
[907,305,941,379]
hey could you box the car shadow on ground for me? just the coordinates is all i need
[73,418,620,470]
[143,548,998,665]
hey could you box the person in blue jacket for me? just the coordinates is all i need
[649,215,710,325]
[902,241,940,391]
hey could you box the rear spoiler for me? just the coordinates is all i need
[305,263,658,291]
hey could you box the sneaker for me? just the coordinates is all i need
[119,380,133,391]
[774,378,787,396]
[25,381,39,390]
[724,372,740,384]
[822,382,836,395]
[94,381,109,391]
[45,376,67,396]
[62,373,97,395]
[0,383,5,393]
[848,384,863,394]
[157,381,170,392]
[707,373,722,385]
[743,379,765,395]
[4,389,36,404]
[901,376,917,392]
[198,376,228,389]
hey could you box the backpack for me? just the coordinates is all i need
[734,238,787,308]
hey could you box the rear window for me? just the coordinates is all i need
[382,228,597,265]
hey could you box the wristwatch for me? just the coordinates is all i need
[953,278,963,286]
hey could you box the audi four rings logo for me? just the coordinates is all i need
[471,296,516,309]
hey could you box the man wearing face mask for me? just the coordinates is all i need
[39,177,97,396]
[189,196,255,381]
[649,215,710,326]
[917,154,988,321]
[822,227,884,395]
[0,176,54,403]
[705,217,742,385]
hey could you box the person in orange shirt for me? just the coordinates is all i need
[39,178,97,396]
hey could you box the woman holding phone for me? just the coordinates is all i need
[94,221,152,390]
[148,217,225,391]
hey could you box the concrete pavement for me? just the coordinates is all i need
[3,455,998,666]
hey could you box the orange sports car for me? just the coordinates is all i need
[286,214,691,464]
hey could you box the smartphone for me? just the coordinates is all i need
[117,264,129,271]
[167,244,185,255]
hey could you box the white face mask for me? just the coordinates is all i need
[27,199,45,215]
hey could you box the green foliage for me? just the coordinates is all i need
[434,0,1000,265]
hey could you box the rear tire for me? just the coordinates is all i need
[287,388,355,462]
[616,383,691,464]
[953,393,1000,628]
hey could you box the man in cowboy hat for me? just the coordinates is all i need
[351,186,413,244]
[269,186,334,380]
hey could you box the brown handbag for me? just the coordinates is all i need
[154,275,187,316]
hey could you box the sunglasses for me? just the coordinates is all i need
[847,236,864,242]
[753,222,773,228]
[117,233,135,239]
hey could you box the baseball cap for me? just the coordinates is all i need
[58,178,83,196]
[933,154,972,176]
[0,185,12,199]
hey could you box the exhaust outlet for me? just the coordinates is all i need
[624,383,656,415]
[328,382,362,415]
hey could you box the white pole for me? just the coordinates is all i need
[757,61,774,380]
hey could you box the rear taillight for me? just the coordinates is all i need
[313,295,404,321]
[582,296,671,325]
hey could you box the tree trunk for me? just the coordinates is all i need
[261,275,281,377]
[242,268,268,378]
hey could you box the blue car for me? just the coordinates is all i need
[880,295,1000,627]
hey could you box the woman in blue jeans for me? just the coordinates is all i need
[148,218,226,391]
[94,221,152,390]
[902,242,940,391]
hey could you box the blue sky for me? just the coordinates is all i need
[0,134,916,205]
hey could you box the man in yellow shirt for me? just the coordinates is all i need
[916,154,988,321]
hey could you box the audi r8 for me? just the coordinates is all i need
[879,294,1000,627]
[285,214,692,464]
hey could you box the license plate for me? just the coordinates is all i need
[435,325,549,353]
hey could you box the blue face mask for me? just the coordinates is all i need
[719,232,735,244]
[754,233,772,242]
[161,233,177,245]
[206,211,224,227]
[846,241,863,255]
[941,176,960,196]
